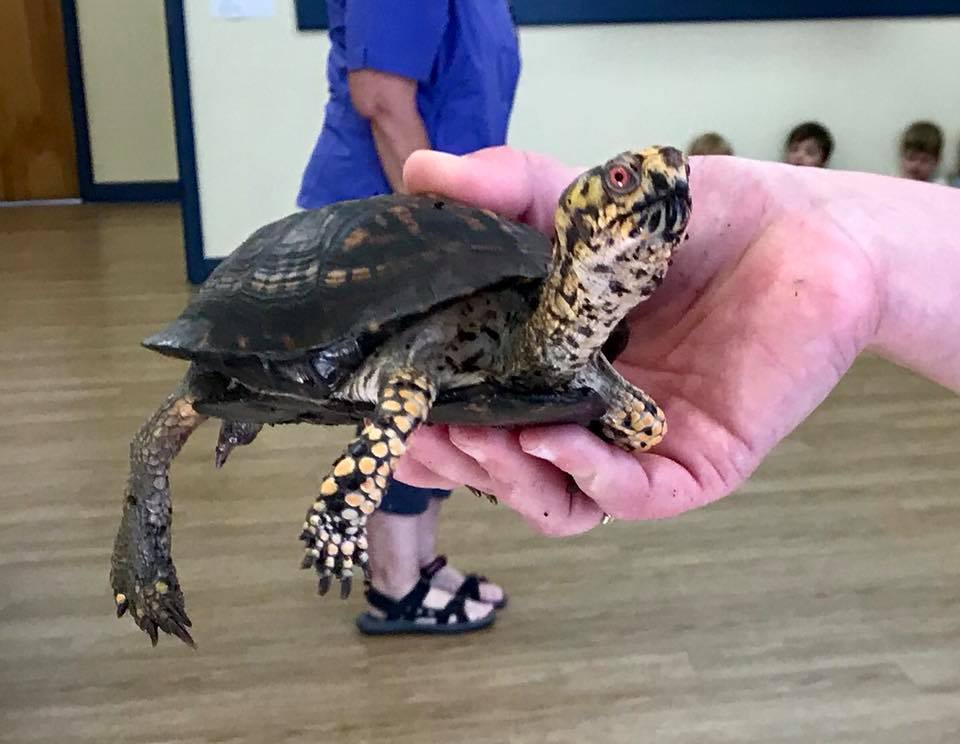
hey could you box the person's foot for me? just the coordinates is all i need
[421,555,506,607]
[365,581,494,623]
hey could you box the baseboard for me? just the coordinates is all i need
[86,181,181,203]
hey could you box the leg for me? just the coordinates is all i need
[110,369,208,646]
[300,369,436,599]
[580,354,666,452]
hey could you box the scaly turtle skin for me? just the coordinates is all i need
[110,146,692,646]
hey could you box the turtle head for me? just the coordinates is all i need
[555,145,691,268]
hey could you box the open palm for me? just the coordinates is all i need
[394,147,881,535]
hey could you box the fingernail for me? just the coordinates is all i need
[519,433,553,460]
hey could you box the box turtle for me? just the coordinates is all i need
[111,145,692,646]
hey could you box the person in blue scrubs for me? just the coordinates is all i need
[297,0,521,633]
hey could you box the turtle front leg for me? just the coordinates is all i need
[580,354,666,452]
[300,369,436,599]
[110,369,208,647]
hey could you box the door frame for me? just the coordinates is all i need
[58,0,181,203]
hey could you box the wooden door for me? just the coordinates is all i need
[0,0,79,201]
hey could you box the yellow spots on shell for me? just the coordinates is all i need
[370,442,389,459]
[154,581,168,595]
[398,389,414,400]
[365,426,383,441]
[360,477,377,494]
[344,491,364,508]
[341,541,355,556]
[360,501,376,515]
[358,456,377,475]
[463,215,486,231]
[351,267,371,281]
[236,335,249,350]
[325,269,348,287]
[393,415,412,434]
[366,321,380,332]
[382,387,396,399]
[326,543,339,556]
[402,400,422,417]
[388,439,405,457]
[388,205,421,235]
[115,593,126,605]
[343,228,368,250]
[377,463,390,477]
[320,478,338,496]
[382,399,402,413]
[375,475,388,489]
[333,457,355,477]
[281,333,297,351]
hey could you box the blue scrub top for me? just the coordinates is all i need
[297,0,521,209]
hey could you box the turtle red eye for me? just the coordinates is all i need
[606,164,637,193]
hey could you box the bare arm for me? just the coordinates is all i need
[348,69,430,192]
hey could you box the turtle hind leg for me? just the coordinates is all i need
[581,355,666,452]
[300,369,436,599]
[110,367,208,647]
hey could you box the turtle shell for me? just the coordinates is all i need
[143,194,553,360]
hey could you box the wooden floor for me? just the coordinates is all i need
[1,204,959,744]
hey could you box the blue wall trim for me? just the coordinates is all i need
[87,181,181,203]
[164,0,210,284]
[61,0,186,206]
[59,0,95,201]
[295,0,960,29]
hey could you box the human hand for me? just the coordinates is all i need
[393,146,881,536]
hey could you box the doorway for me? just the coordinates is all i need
[0,0,80,202]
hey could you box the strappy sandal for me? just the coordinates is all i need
[355,578,496,635]
[420,555,509,610]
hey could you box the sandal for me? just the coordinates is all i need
[420,555,509,610]
[355,578,496,635]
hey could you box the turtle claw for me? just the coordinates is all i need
[317,573,331,596]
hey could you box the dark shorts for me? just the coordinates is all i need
[379,481,451,515]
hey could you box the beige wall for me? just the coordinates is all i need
[184,4,960,258]
[76,0,178,183]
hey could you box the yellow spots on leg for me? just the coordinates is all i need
[398,389,414,400]
[370,442,389,459]
[115,592,126,605]
[333,457,356,477]
[320,477,338,496]
[382,399,402,413]
[358,456,377,475]
[393,415,412,434]
[382,387,396,399]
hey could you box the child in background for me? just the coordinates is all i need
[898,121,945,183]
[784,122,833,167]
[688,132,734,156]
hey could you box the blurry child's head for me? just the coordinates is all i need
[899,120,943,182]
[688,132,734,156]
[784,122,833,167]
